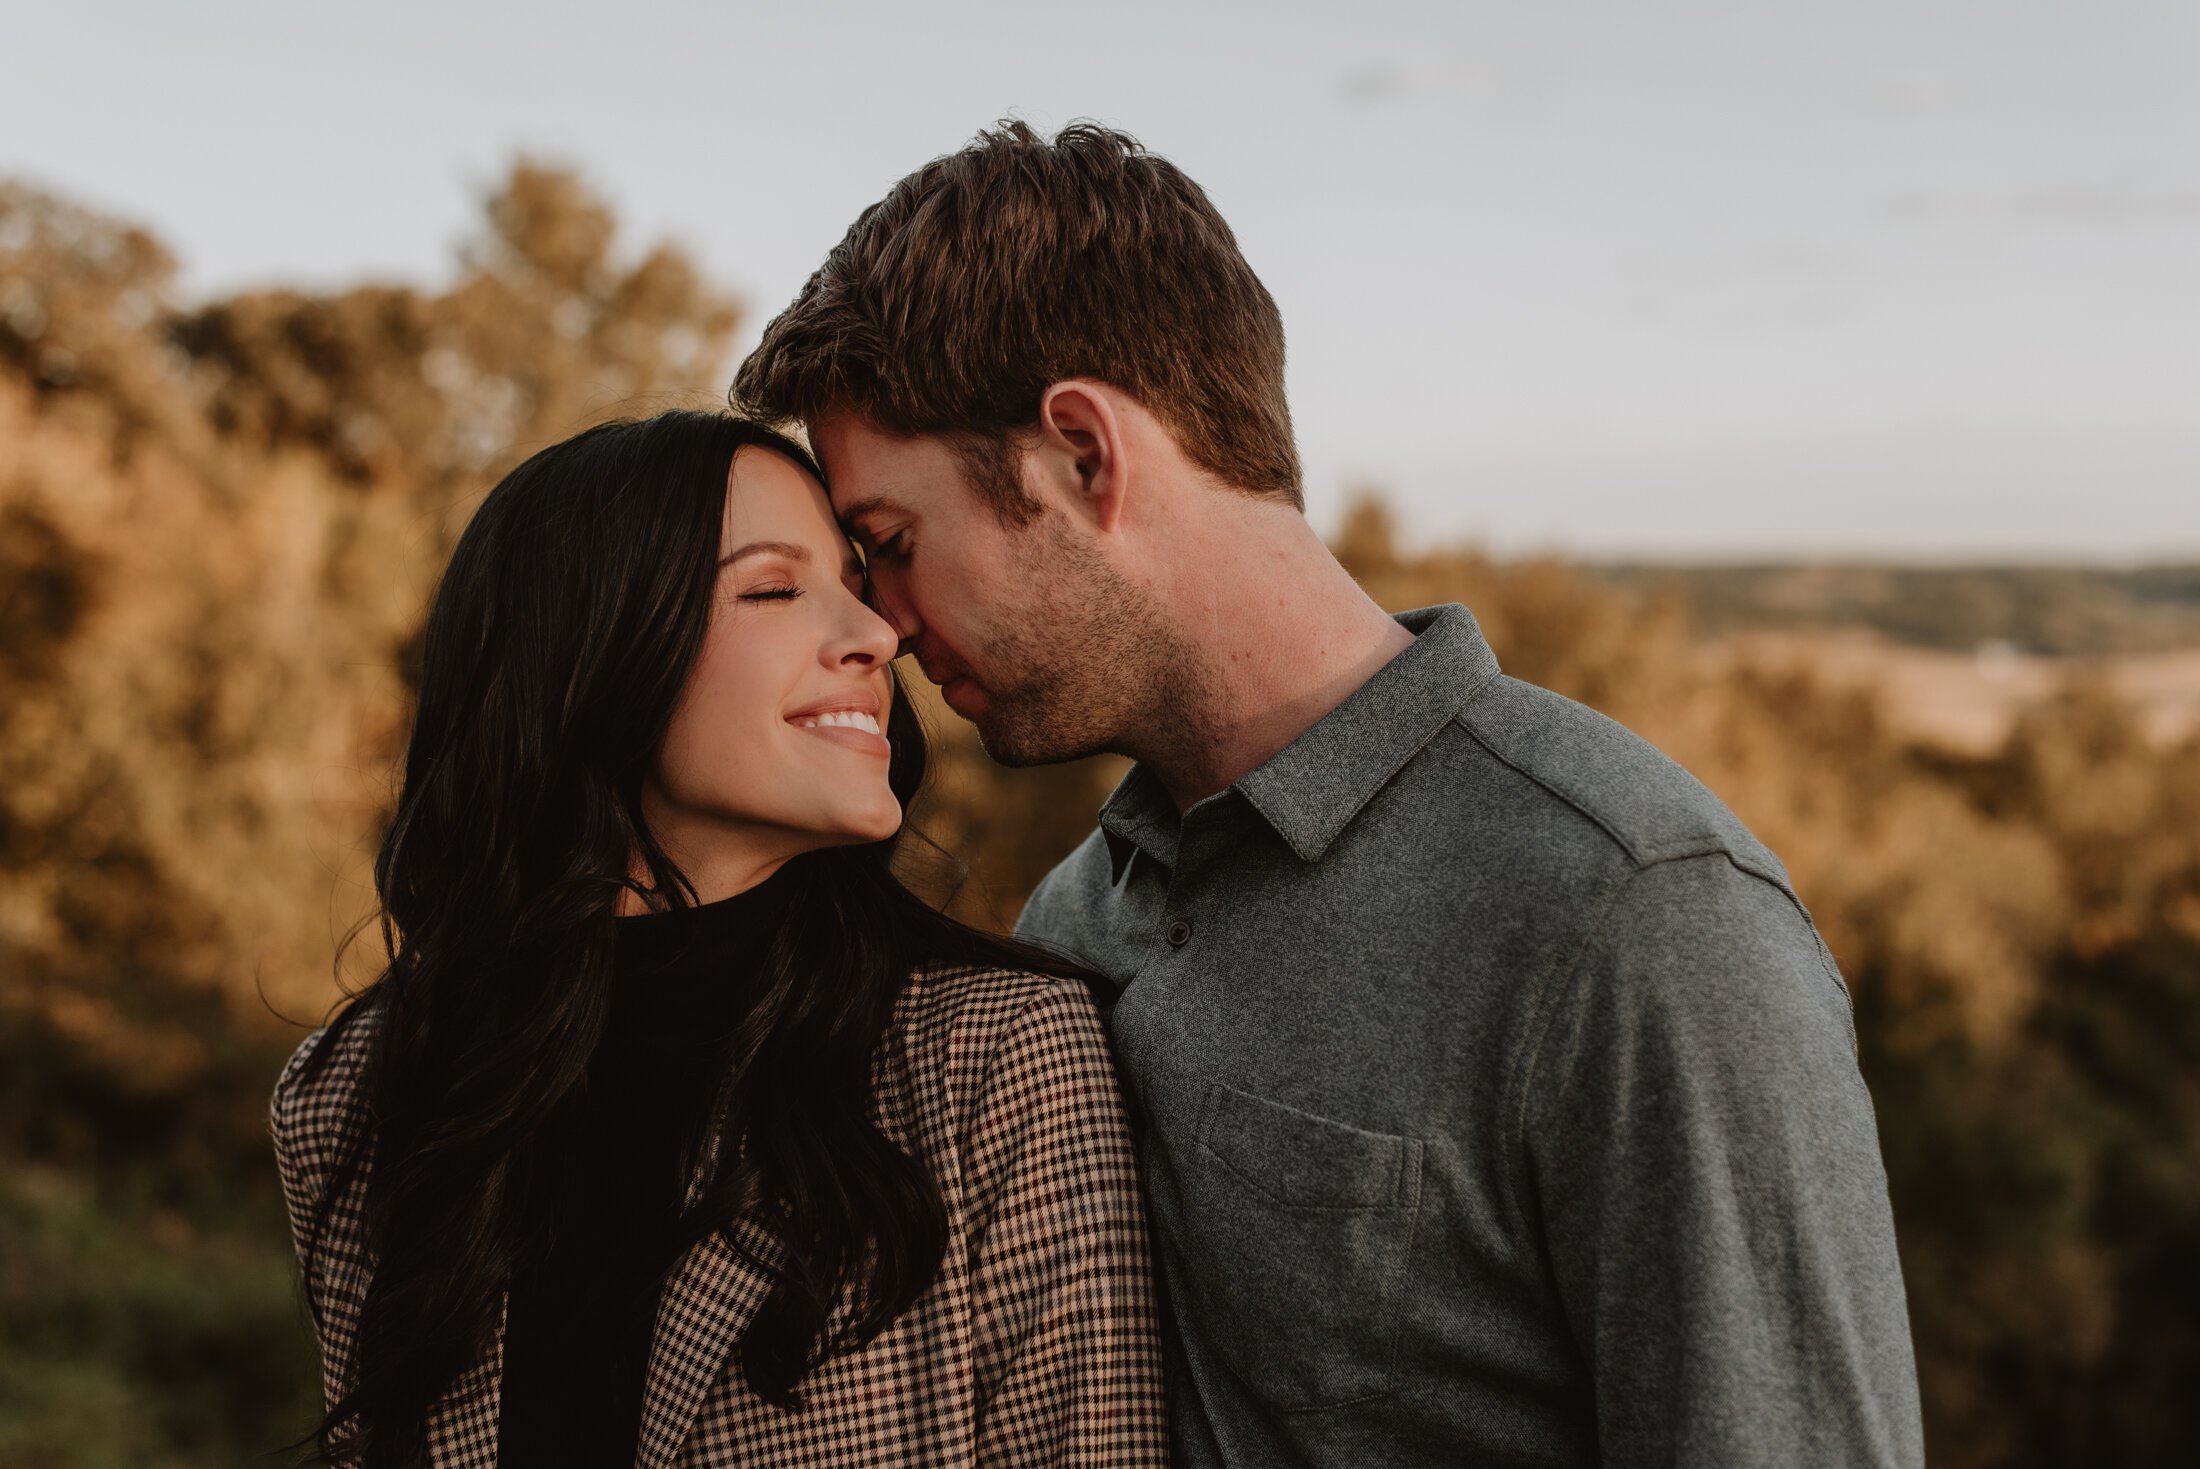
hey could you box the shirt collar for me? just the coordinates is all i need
[1098,763,1178,881]
[1098,604,1501,878]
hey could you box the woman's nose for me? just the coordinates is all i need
[831,595,902,668]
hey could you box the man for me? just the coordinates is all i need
[734,120,1925,1469]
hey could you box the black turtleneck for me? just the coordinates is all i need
[496,867,795,1467]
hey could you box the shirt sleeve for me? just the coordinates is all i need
[1519,853,1925,1469]
[959,976,1171,1467]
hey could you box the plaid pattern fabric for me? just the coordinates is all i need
[271,964,1171,1467]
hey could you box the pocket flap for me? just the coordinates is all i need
[1198,1082,1417,1209]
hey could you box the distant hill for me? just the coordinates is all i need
[1589,563,2200,656]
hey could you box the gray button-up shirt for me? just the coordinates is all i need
[1017,604,1924,1469]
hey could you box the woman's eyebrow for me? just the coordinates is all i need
[720,539,811,568]
[721,539,864,581]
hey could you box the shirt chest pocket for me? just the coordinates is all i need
[1178,1081,1425,1413]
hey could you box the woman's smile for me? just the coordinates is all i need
[787,704,890,756]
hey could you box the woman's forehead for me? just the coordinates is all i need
[722,445,861,575]
[725,444,833,532]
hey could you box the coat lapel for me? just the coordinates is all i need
[417,1119,773,1469]
[635,1076,784,1469]
[624,1035,914,1467]
[422,1295,506,1466]
[635,1215,781,1469]
[317,1155,506,1469]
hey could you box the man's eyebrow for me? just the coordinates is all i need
[720,539,811,567]
[834,494,909,530]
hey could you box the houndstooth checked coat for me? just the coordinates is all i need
[271,963,1171,1467]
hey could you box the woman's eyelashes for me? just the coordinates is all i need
[740,575,864,604]
[736,550,868,606]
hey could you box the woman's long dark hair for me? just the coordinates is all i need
[293,411,1085,1466]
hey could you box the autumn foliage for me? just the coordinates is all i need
[1,169,2195,1467]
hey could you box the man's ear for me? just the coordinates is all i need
[1036,380,1128,533]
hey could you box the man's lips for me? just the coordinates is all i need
[937,675,986,717]
[914,653,974,699]
[906,646,986,718]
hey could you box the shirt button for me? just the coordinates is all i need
[1165,919,1193,947]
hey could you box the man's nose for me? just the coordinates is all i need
[864,570,923,657]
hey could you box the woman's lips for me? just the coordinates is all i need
[788,710,890,756]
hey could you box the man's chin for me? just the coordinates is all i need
[974,731,1055,769]
[973,705,1112,769]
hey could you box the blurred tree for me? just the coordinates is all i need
[1,167,2194,1468]
[172,159,738,503]
[0,163,741,1466]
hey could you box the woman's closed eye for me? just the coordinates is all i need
[740,584,803,602]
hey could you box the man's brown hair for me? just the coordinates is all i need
[732,120,1302,521]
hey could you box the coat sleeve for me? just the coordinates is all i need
[1521,854,1925,1469]
[270,1028,329,1266]
[958,976,1171,1467]
[269,1022,372,1413]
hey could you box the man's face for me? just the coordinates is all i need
[811,412,1176,766]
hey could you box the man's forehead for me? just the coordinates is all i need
[816,425,968,515]
[810,410,908,463]
[814,408,964,460]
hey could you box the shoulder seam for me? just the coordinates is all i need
[1503,849,1852,1233]
[270,1026,329,1126]
[1714,851,1857,1027]
[1453,709,1658,867]
[965,976,1097,1129]
[1454,699,1782,874]
[901,964,1088,1059]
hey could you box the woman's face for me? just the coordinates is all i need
[642,444,903,897]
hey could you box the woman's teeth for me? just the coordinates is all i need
[796,711,882,736]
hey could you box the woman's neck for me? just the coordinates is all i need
[618,822,794,915]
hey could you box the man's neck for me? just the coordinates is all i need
[1130,513,1415,811]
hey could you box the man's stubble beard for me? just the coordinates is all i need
[964,514,1206,770]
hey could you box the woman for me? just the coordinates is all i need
[271,412,1168,1467]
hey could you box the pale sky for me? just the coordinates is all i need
[8,0,2196,559]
